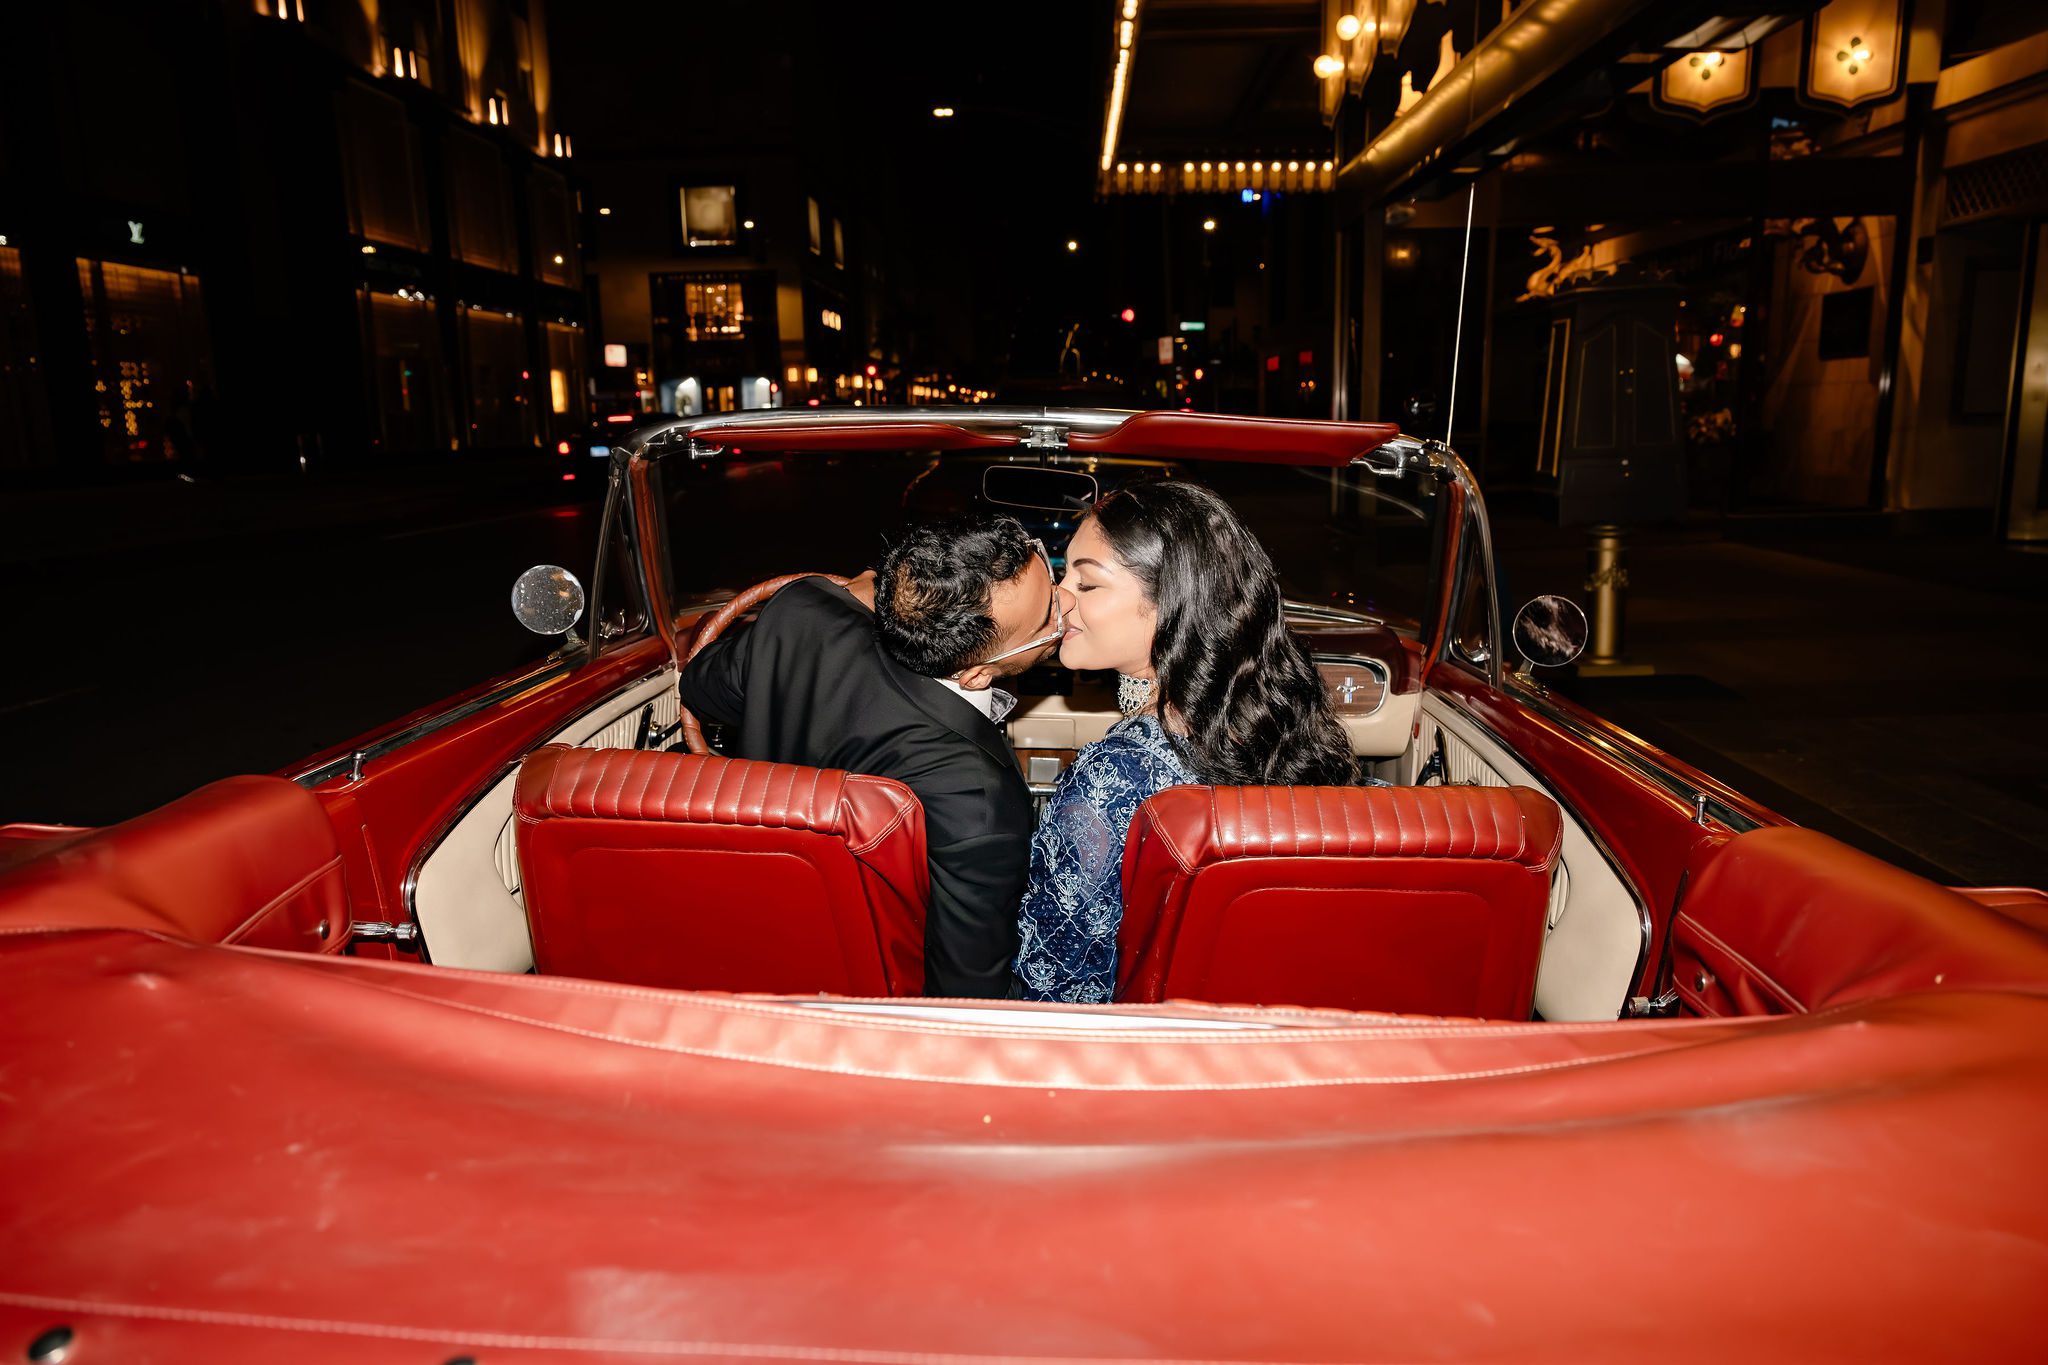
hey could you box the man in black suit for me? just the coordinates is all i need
[675,515,1063,998]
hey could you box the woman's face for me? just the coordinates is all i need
[1056,517,1157,676]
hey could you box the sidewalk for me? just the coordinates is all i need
[1493,512,2048,888]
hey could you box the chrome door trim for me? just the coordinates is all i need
[1500,676,1767,835]
[1425,687,1654,1011]
[288,654,584,788]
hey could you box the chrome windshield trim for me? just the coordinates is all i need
[288,654,584,788]
[1286,599,1386,626]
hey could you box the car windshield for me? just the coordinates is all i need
[654,446,1445,633]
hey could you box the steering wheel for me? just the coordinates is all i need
[679,573,852,754]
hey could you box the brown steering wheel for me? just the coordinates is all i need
[679,573,853,754]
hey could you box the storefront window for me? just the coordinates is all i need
[0,246,55,469]
[360,288,449,453]
[77,259,215,464]
[681,281,745,341]
[459,306,534,449]
[544,321,587,433]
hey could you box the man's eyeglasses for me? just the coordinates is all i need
[969,539,1065,668]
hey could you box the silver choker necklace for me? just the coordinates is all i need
[1117,673,1155,716]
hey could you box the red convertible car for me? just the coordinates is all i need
[2,409,2044,1361]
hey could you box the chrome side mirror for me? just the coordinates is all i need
[1512,595,1588,672]
[511,565,587,637]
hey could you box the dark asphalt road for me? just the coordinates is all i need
[4,470,604,825]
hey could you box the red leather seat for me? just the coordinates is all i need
[514,745,929,996]
[1118,785,1564,1017]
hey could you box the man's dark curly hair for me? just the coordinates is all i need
[1088,480,1354,787]
[874,514,1036,678]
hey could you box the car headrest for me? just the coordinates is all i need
[1127,784,1563,875]
[515,745,922,861]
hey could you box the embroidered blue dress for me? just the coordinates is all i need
[1014,713,1200,1003]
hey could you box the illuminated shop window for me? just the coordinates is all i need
[545,321,587,431]
[360,288,449,452]
[458,305,535,449]
[76,259,214,464]
[0,246,55,468]
[680,186,737,247]
[682,281,746,342]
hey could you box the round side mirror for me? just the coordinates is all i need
[1512,595,1588,670]
[511,565,587,637]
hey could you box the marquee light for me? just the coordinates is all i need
[1336,13,1362,42]
[1099,1,1142,173]
[1313,54,1343,79]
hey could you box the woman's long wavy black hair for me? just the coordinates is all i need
[1087,479,1355,787]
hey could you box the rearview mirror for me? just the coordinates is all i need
[1512,595,1588,670]
[511,565,587,636]
[982,465,1100,515]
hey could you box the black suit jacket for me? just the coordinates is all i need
[674,578,1032,998]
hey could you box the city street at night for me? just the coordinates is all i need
[4,1,2047,1359]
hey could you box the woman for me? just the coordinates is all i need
[1014,480,1355,1003]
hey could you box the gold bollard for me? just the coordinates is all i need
[1581,523,1653,676]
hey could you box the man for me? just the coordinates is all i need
[674,514,1065,998]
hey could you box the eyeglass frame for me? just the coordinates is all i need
[966,538,1065,668]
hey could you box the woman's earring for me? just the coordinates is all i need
[1117,673,1155,716]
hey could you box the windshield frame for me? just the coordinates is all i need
[605,408,1503,690]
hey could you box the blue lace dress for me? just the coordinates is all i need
[1014,713,1200,1003]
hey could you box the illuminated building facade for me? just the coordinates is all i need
[0,0,590,476]
[1313,0,2048,536]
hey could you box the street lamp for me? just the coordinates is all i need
[1201,218,1216,232]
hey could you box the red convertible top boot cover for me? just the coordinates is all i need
[0,927,2044,1361]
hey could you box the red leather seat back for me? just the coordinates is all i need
[1119,785,1564,1017]
[514,746,929,996]
[0,777,350,953]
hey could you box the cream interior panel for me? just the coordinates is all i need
[1415,694,1644,1021]
[1009,689,1419,759]
[411,668,679,973]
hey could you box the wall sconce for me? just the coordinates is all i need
[1652,48,1757,122]
[1799,0,1904,110]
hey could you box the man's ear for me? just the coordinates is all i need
[953,663,997,692]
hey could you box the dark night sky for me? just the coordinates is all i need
[547,1,1113,379]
